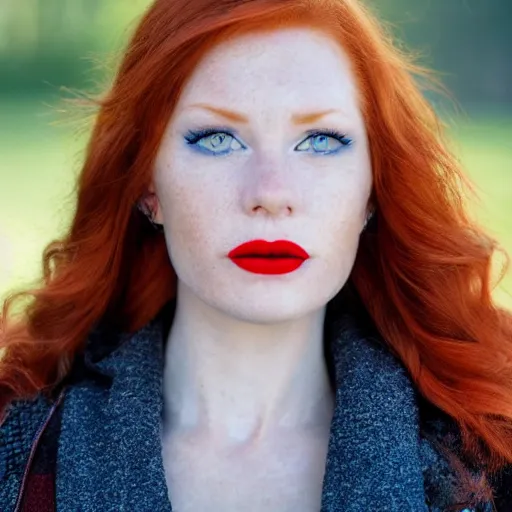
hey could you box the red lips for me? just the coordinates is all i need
[228,239,310,275]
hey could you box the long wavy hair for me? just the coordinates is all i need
[2,0,511,499]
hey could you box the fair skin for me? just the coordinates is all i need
[148,26,373,511]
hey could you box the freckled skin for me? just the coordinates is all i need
[150,27,373,511]
[153,27,372,323]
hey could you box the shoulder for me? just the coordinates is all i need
[418,396,512,512]
[0,392,61,509]
[487,463,512,512]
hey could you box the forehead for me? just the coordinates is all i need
[174,27,361,117]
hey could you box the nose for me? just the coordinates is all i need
[241,156,301,218]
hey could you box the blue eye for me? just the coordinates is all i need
[184,128,245,156]
[297,129,352,155]
[184,127,352,156]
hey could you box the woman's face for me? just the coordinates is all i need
[152,27,372,323]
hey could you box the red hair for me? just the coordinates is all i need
[2,0,511,497]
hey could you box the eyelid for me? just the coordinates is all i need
[185,125,351,144]
[301,128,352,143]
[184,125,241,139]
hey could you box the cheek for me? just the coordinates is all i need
[319,165,371,222]
[166,185,206,248]
[155,163,231,253]
[316,170,371,256]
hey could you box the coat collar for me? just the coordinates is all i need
[55,285,477,511]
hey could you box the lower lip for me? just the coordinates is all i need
[229,257,307,275]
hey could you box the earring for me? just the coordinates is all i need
[363,210,375,231]
[137,201,164,233]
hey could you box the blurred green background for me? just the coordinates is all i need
[0,0,511,306]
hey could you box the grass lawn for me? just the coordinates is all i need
[1,96,511,308]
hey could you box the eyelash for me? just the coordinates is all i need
[184,127,352,154]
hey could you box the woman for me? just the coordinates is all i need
[1,0,511,510]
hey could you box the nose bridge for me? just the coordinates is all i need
[241,150,301,216]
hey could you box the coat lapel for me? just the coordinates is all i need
[320,311,428,511]
[56,318,172,512]
[54,291,468,511]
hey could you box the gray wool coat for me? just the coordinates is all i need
[1,286,510,511]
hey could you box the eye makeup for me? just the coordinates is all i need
[183,125,353,156]
[184,126,242,146]
[302,128,352,147]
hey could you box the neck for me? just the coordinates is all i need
[161,285,335,447]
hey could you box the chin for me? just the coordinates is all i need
[208,290,327,325]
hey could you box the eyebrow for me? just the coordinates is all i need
[186,103,343,126]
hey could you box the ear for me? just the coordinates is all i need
[141,183,164,224]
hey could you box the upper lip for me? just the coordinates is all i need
[228,239,310,259]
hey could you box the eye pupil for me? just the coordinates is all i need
[211,134,226,147]
[313,135,329,151]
